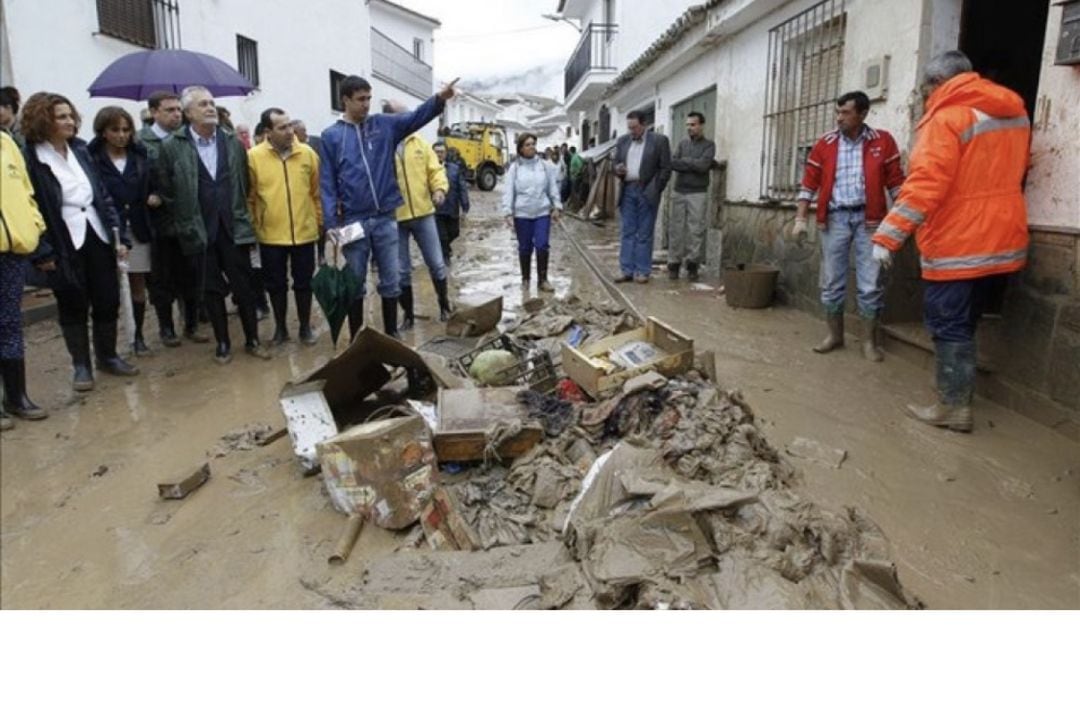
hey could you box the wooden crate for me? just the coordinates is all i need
[560,317,694,398]
[433,387,544,462]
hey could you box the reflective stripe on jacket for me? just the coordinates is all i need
[247,141,323,246]
[872,72,1031,281]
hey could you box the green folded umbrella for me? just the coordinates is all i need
[312,261,360,346]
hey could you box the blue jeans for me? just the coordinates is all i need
[397,214,447,287]
[819,207,883,317]
[619,184,658,278]
[923,274,1008,343]
[514,216,551,254]
[342,212,400,299]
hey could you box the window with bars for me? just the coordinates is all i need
[330,70,346,113]
[237,34,260,88]
[96,0,180,49]
[760,0,846,201]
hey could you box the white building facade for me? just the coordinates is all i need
[442,91,503,128]
[0,0,376,139]
[559,0,1080,438]
[0,0,447,142]
[368,0,439,143]
[557,0,700,146]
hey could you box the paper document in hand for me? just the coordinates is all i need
[329,221,365,246]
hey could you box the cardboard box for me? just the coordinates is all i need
[560,317,694,398]
[280,327,463,468]
[316,415,438,529]
[433,386,544,462]
[420,488,479,551]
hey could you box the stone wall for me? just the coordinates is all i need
[996,229,1080,438]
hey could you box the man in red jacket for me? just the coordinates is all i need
[792,91,905,361]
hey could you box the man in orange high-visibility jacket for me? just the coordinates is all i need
[871,51,1030,433]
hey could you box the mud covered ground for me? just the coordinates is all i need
[1,190,1077,609]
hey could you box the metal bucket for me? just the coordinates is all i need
[724,264,780,309]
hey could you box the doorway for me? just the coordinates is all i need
[959,0,1050,117]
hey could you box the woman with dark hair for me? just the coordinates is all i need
[20,92,138,392]
[89,105,159,356]
[500,132,561,291]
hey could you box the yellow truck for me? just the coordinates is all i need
[443,122,508,191]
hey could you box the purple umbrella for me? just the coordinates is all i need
[88,49,254,100]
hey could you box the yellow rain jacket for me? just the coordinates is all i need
[247,141,323,246]
[1,131,46,254]
[393,133,448,222]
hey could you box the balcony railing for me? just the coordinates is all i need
[371,28,434,99]
[564,23,618,99]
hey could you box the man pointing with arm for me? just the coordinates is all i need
[319,76,458,339]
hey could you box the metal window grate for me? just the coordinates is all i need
[97,0,181,49]
[237,34,259,88]
[760,0,846,201]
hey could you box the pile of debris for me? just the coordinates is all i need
[278,292,920,610]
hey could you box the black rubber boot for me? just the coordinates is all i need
[381,296,400,339]
[237,297,262,347]
[269,291,290,345]
[184,298,210,343]
[519,252,531,286]
[536,250,554,292]
[61,324,95,391]
[132,300,151,356]
[862,316,883,362]
[205,296,229,344]
[686,262,699,281]
[906,340,975,432]
[296,290,316,345]
[1,358,47,420]
[155,300,180,347]
[93,320,140,377]
[399,286,415,331]
[434,278,451,321]
[813,312,845,354]
[347,298,364,340]
[668,263,680,280]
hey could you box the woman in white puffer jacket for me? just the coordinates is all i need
[501,132,562,292]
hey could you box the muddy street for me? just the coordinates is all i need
[1,189,1077,609]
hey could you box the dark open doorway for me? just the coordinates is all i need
[959,0,1050,118]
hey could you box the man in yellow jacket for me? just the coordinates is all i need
[248,107,323,345]
[1,130,48,428]
[386,101,450,328]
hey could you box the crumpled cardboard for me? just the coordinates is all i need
[421,487,479,551]
[446,295,502,337]
[316,415,438,529]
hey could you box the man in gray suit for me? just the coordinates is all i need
[612,111,672,283]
